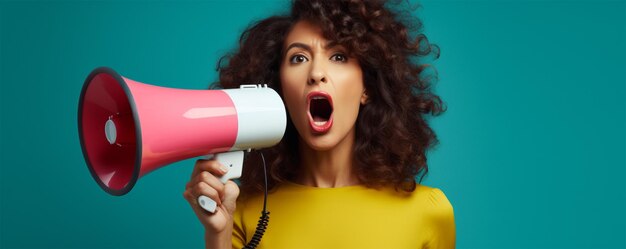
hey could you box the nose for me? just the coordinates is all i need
[307,59,327,85]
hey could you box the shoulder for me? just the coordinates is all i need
[415,185,454,216]
[419,185,454,211]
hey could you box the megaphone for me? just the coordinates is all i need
[78,67,286,212]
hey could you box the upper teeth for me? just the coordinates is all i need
[312,96,326,100]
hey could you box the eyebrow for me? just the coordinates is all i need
[283,41,339,56]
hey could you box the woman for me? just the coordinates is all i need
[183,0,455,248]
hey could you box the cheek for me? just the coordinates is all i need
[332,65,365,106]
[334,69,365,129]
[280,66,305,115]
[336,88,364,118]
[280,62,305,91]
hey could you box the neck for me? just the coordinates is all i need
[296,129,360,188]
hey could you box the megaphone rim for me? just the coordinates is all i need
[78,66,142,196]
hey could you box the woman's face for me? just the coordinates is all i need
[280,20,367,151]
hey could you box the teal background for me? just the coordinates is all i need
[1,0,624,248]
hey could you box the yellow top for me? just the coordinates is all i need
[232,182,455,249]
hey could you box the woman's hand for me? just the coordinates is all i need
[183,158,240,234]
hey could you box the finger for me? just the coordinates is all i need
[183,189,213,215]
[182,189,196,204]
[221,180,241,213]
[191,159,228,178]
[186,171,226,197]
[191,181,222,207]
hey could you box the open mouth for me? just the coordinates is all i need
[307,91,334,133]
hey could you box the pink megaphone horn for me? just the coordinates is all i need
[78,67,286,212]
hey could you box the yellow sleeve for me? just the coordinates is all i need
[426,188,456,249]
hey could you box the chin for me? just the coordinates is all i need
[300,126,354,152]
[303,136,338,152]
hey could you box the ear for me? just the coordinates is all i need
[360,90,369,105]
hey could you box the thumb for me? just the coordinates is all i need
[222,180,240,214]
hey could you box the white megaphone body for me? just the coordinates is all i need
[78,67,286,212]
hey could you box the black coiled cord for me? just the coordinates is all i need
[243,211,269,249]
[242,151,270,249]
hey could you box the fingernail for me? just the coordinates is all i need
[220,165,229,173]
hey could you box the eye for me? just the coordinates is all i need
[330,53,348,63]
[289,54,309,64]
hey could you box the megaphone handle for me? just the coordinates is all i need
[197,150,245,213]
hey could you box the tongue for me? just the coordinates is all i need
[313,115,327,122]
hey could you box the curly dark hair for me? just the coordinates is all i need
[215,0,444,196]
